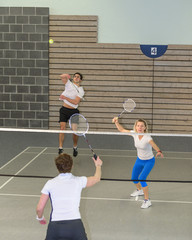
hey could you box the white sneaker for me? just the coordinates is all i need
[141,199,152,209]
[130,189,144,197]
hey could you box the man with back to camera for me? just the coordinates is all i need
[36,153,103,240]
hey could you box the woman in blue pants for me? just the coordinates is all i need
[113,117,164,209]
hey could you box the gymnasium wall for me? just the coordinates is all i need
[0,7,49,128]
[1,0,192,45]
[49,15,192,133]
[0,8,191,133]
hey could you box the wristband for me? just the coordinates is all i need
[36,215,44,221]
[157,150,162,153]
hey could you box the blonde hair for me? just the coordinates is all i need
[133,119,148,133]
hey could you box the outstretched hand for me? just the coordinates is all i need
[60,73,71,84]
[60,73,71,79]
[92,156,103,167]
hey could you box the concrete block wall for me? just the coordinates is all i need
[0,7,49,128]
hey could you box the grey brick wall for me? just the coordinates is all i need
[0,7,49,128]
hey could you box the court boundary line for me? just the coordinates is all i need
[23,147,192,160]
[24,152,192,160]
[0,147,30,170]
[26,146,192,154]
[0,193,191,204]
[0,148,47,190]
[82,197,192,205]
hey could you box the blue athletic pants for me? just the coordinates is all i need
[131,157,155,187]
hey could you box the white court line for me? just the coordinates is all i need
[0,193,191,204]
[39,153,192,160]
[25,147,192,159]
[0,147,30,170]
[0,148,47,190]
[26,146,192,154]
[0,193,40,197]
[23,152,192,160]
[24,146,192,157]
[28,146,191,154]
[82,197,192,204]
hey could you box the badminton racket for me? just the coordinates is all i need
[69,113,97,160]
[118,99,136,118]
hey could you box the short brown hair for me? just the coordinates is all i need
[55,153,73,173]
[74,72,83,80]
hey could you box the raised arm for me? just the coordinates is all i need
[60,73,70,84]
[112,117,130,133]
[59,95,81,105]
[86,156,103,187]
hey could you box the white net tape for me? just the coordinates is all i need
[0,128,192,137]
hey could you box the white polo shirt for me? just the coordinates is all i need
[41,173,87,221]
[60,80,84,108]
[130,131,154,160]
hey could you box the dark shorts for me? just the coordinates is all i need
[59,106,79,123]
[45,219,88,240]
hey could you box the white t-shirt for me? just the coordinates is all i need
[130,131,154,160]
[60,80,84,108]
[41,173,87,221]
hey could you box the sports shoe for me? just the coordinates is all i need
[130,189,144,197]
[58,148,63,155]
[141,199,152,209]
[73,147,78,157]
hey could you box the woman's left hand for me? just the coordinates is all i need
[156,151,164,158]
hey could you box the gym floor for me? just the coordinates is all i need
[0,142,191,240]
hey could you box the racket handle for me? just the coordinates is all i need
[118,109,125,118]
[93,153,97,160]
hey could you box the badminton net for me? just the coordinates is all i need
[0,128,192,184]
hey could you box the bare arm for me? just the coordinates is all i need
[149,140,164,158]
[60,73,70,84]
[112,117,130,133]
[36,193,49,224]
[86,156,103,187]
[59,95,81,105]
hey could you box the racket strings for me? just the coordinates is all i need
[123,99,136,112]
[69,113,97,159]
[69,114,89,136]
